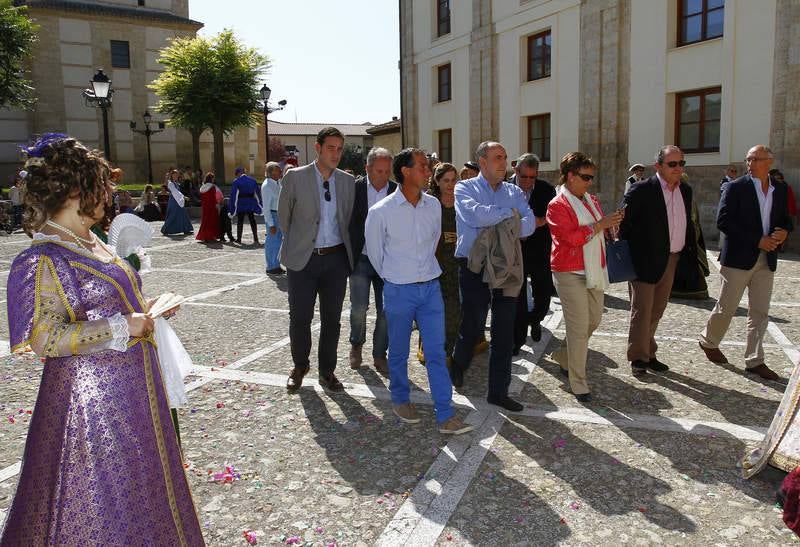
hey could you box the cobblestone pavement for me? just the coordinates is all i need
[0,224,798,546]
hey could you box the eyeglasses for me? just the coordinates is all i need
[517,175,535,180]
[576,173,595,182]
[745,157,769,163]
[323,180,331,202]
[662,160,686,168]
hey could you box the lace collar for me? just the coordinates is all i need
[32,232,119,264]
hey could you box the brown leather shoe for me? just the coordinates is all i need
[286,367,309,393]
[746,364,781,381]
[373,356,389,376]
[349,344,363,369]
[699,342,728,364]
[319,373,344,392]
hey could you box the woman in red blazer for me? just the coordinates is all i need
[546,152,624,402]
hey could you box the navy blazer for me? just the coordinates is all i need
[349,178,398,258]
[718,175,793,272]
[519,178,556,271]
[620,176,695,284]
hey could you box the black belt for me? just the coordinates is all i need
[239,193,255,198]
[313,243,344,256]
[270,209,278,213]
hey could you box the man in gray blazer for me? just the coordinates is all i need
[278,126,356,393]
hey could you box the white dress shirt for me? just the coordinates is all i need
[260,177,281,227]
[365,189,442,284]
[751,176,774,236]
[313,162,342,247]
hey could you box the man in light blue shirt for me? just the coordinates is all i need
[451,141,535,412]
[261,161,283,274]
[365,148,473,435]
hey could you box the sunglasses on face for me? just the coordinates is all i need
[323,180,331,202]
[664,160,687,168]
[576,173,595,182]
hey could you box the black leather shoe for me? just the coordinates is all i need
[631,360,648,377]
[575,392,592,403]
[512,346,521,356]
[647,358,669,372]
[487,395,524,412]
[319,373,344,392]
[559,367,569,378]
[286,367,309,393]
[530,323,542,342]
[449,358,464,388]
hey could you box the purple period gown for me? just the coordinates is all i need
[1,238,204,546]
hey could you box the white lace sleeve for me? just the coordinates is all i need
[102,312,131,352]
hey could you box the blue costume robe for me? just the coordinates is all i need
[229,175,263,216]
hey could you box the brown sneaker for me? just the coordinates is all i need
[699,342,728,364]
[373,356,389,376]
[349,344,363,369]
[393,403,421,424]
[438,415,474,435]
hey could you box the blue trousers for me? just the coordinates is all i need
[383,280,454,423]
[348,254,388,357]
[264,211,282,270]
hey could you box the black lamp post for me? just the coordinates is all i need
[259,84,287,162]
[83,69,114,161]
[130,110,165,184]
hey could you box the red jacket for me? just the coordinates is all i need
[546,192,606,272]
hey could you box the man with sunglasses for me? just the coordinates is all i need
[620,145,696,377]
[698,145,792,380]
[278,126,356,394]
[510,153,556,353]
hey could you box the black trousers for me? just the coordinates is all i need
[452,260,518,399]
[236,212,258,242]
[513,264,554,347]
[287,248,350,376]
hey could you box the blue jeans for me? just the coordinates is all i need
[348,254,388,358]
[383,280,454,423]
[264,211,282,270]
[453,260,517,399]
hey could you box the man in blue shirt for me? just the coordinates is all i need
[365,148,473,435]
[451,141,536,412]
[261,161,283,274]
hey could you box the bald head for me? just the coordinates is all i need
[745,145,773,180]
[476,141,508,187]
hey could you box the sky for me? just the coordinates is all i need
[188,0,401,125]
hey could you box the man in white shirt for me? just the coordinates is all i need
[261,161,283,274]
[9,172,23,230]
[347,147,396,375]
[365,148,473,435]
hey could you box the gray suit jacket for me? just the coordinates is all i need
[278,162,355,271]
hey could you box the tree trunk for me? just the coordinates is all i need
[212,120,225,184]
[191,127,202,173]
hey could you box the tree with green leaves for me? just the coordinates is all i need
[149,30,269,181]
[0,0,38,110]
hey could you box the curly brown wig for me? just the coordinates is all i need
[20,136,112,235]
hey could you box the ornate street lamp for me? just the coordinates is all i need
[130,110,165,184]
[260,84,287,162]
[83,69,114,161]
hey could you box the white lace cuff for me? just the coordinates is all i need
[105,312,130,352]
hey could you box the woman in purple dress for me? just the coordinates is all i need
[1,134,204,546]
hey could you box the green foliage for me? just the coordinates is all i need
[149,29,270,134]
[0,0,38,110]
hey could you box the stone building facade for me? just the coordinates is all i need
[1,0,202,185]
[400,0,800,242]
[366,117,402,155]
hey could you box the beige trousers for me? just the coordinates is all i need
[552,272,605,395]
[627,254,679,363]
[700,252,774,368]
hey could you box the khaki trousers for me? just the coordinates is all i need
[552,272,604,395]
[627,254,679,363]
[700,252,774,368]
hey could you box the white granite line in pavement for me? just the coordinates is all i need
[183,276,268,303]
[0,339,9,357]
[146,239,203,251]
[706,250,800,367]
[554,329,786,350]
[183,302,291,313]
[152,268,261,278]
[0,462,21,483]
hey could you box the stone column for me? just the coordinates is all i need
[579,0,631,210]
[399,0,418,148]
[468,0,498,155]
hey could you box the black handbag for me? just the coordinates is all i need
[605,236,637,283]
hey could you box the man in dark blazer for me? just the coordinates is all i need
[278,127,356,394]
[510,153,556,353]
[620,145,696,377]
[347,147,397,375]
[699,145,792,380]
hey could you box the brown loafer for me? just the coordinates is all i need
[319,373,344,392]
[699,342,728,364]
[746,364,781,381]
[349,344,363,369]
[286,366,309,393]
[373,356,389,376]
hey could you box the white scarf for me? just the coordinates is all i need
[560,185,609,290]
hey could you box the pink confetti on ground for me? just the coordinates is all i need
[569,501,581,510]
[285,536,301,545]
[552,438,567,449]
[242,530,257,544]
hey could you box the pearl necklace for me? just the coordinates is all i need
[45,219,98,252]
